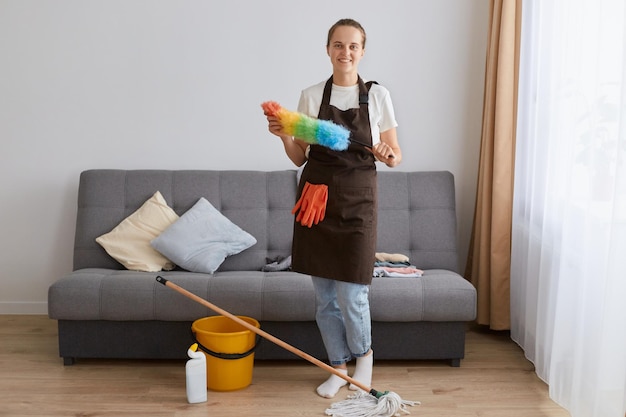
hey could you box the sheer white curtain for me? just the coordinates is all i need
[511,1,626,416]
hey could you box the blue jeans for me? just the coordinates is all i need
[311,276,372,366]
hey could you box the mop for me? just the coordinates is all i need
[156,276,419,417]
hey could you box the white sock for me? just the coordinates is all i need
[349,351,373,391]
[316,369,348,398]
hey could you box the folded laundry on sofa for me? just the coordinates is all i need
[375,252,410,263]
[261,255,292,272]
[373,266,423,278]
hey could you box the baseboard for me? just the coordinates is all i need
[0,302,48,315]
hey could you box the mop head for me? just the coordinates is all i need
[261,101,350,151]
[325,390,420,417]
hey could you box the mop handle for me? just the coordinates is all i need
[155,276,373,394]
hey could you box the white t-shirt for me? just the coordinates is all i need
[297,79,398,146]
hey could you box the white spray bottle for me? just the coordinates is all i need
[186,343,207,403]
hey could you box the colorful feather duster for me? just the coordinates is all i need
[261,101,350,151]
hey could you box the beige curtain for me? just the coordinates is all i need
[465,0,521,330]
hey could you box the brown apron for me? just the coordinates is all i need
[292,76,377,285]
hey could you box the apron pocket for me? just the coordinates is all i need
[333,186,375,229]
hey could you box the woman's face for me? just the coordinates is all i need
[327,25,365,76]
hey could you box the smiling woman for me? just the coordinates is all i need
[264,18,402,401]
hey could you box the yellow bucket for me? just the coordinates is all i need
[191,316,260,391]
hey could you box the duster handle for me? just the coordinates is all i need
[155,276,374,394]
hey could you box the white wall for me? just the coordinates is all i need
[0,0,489,313]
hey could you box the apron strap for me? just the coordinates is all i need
[360,81,378,104]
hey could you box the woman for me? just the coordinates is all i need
[266,18,402,399]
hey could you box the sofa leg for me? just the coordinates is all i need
[63,356,76,366]
[450,358,461,367]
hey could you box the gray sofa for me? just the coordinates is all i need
[48,169,476,366]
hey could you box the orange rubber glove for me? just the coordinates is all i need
[299,185,327,227]
[291,182,328,228]
[292,181,311,222]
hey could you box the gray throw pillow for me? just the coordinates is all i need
[151,197,256,274]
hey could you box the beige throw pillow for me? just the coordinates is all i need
[96,191,179,272]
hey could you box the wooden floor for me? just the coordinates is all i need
[0,316,569,417]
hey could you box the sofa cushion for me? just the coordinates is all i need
[95,191,179,272]
[370,270,476,321]
[151,198,257,274]
[48,269,476,323]
[73,170,297,272]
[74,170,462,273]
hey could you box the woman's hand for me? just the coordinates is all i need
[372,142,394,163]
[372,142,400,167]
[267,116,285,138]
[267,115,308,167]
[374,128,402,167]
